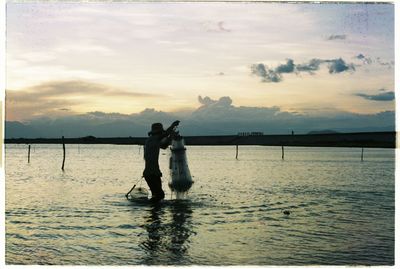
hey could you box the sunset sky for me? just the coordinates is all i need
[5,2,394,122]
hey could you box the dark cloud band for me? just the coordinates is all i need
[5,95,395,138]
[251,57,355,83]
[355,90,394,101]
[327,34,346,40]
[6,80,161,121]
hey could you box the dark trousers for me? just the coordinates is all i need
[144,175,165,201]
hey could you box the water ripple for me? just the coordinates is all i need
[5,145,394,265]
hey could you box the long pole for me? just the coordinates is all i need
[126,177,144,200]
[125,184,137,200]
[28,145,31,163]
[62,136,66,171]
[361,147,364,162]
[235,144,239,159]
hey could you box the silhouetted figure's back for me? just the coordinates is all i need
[143,121,180,202]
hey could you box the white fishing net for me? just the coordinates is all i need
[168,137,193,194]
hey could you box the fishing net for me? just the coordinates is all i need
[168,137,193,194]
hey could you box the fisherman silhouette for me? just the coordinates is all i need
[143,121,180,202]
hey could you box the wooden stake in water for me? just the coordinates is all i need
[361,147,364,162]
[281,146,284,160]
[235,144,239,159]
[28,145,31,163]
[62,136,66,171]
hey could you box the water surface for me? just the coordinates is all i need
[5,144,394,265]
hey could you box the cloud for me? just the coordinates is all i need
[198,96,218,106]
[275,59,295,74]
[197,96,233,109]
[6,80,161,121]
[355,54,365,60]
[355,90,395,101]
[376,57,394,68]
[218,96,233,106]
[326,58,355,73]
[296,58,323,73]
[250,59,295,83]
[6,95,395,138]
[251,57,355,82]
[355,53,372,64]
[10,80,154,100]
[354,54,394,68]
[251,63,282,82]
[327,34,346,40]
[194,96,280,124]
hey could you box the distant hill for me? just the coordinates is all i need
[5,121,43,139]
[307,130,340,135]
[4,118,395,139]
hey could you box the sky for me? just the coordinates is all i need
[4,2,395,134]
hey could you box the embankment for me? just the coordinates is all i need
[4,132,396,148]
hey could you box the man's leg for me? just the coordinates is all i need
[144,175,165,201]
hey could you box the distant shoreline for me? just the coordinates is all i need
[4,131,396,148]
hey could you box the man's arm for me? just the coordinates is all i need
[160,136,172,149]
[165,120,180,134]
[159,120,180,149]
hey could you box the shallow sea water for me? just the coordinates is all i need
[5,144,394,265]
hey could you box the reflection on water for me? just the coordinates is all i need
[140,201,194,265]
[5,145,394,265]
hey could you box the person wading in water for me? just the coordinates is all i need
[143,120,180,202]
